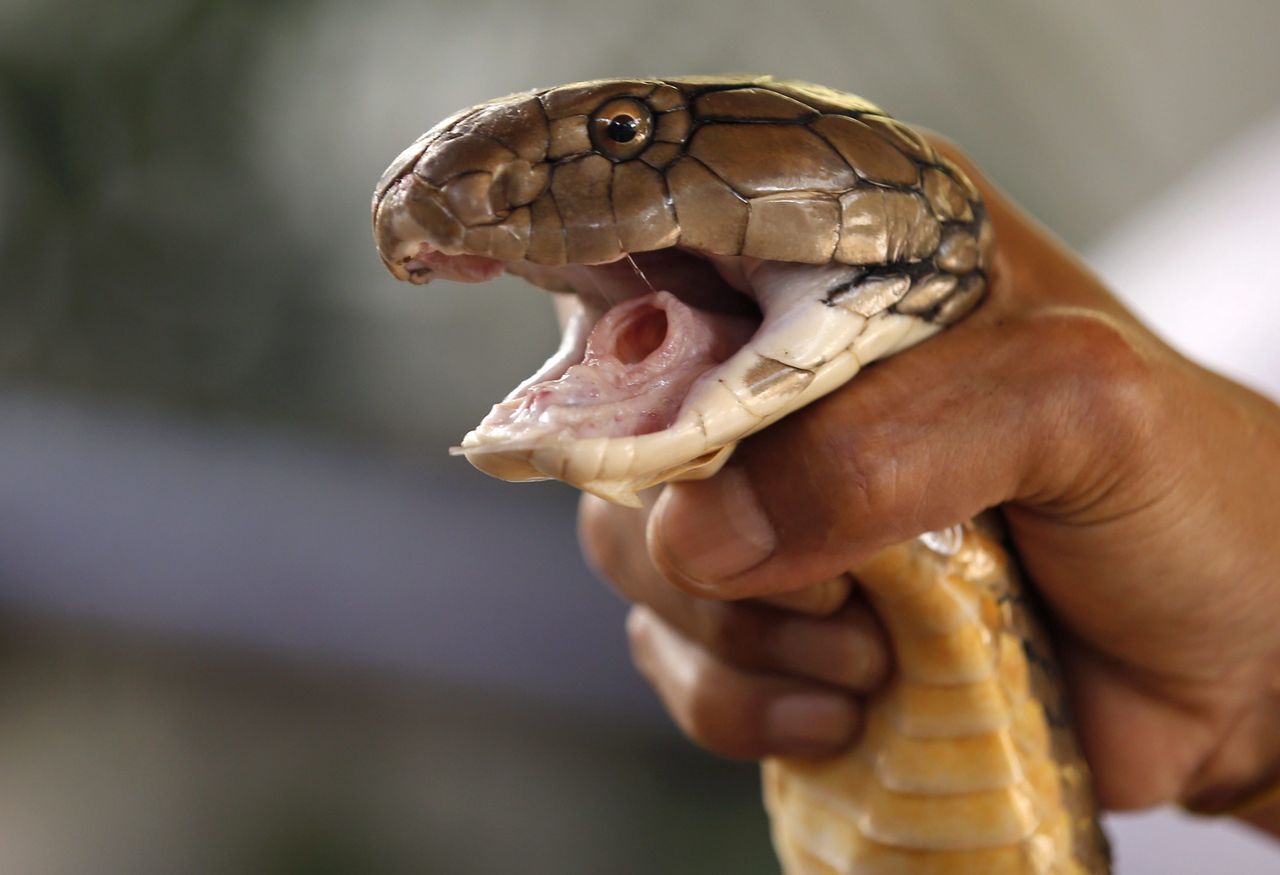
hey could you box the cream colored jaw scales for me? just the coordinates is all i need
[372,75,1111,874]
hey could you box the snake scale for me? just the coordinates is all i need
[373,75,1112,874]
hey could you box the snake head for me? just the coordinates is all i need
[372,76,992,505]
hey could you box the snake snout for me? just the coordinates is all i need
[373,182,509,287]
[373,160,542,281]
[373,104,554,282]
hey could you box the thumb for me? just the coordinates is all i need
[646,304,1153,600]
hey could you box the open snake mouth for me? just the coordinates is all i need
[384,233,944,501]
[400,242,766,443]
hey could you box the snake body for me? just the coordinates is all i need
[373,75,1111,874]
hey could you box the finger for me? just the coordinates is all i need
[581,494,849,615]
[758,574,852,615]
[583,491,852,617]
[578,493,662,606]
[581,494,891,691]
[646,298,1158,600]
[626,605,861,759]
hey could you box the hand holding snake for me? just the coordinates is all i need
[579,141,1280,825]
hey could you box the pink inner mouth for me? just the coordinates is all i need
[392,242,762,443]
[481,289,757,439]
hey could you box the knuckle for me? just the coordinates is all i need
[836,437,888,510]
[696,603,769,671]
[788,412,885,519]
[811,419,899,536]
[1050,309,1151,382]
[624,607,758,754]
[697,603,745,658]
[740,391,916,568]
[681,670,741,748]
[801,403,899,512]
[1031,308,1163,448]
[624,608,658,672]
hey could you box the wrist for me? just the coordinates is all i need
[1182,663,1280,824]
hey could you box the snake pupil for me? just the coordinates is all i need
[606,115,639,143]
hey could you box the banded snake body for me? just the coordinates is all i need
[373,75,1112,874]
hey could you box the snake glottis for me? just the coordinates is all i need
[373,75,1112,875]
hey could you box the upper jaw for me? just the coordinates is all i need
[373,159,544,283]
[393,241,508,285]
[371,135,757,312]
[375,179,762,324]
[375,233,660,319]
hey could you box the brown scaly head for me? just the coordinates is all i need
[372,75,992,504]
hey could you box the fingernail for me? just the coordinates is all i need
[652,467,776,587]
[766,693,858,752]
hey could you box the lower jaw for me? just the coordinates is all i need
[471,288,759,444]
[393,238,933,501]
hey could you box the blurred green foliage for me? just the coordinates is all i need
[0,0,342,422]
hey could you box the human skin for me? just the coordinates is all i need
[576,140,1280,836]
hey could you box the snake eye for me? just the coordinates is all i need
[607,116,639,143]
[590,97,653,160]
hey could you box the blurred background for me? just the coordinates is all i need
[1,0,1278,872]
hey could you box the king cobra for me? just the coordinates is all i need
[372,75,1112,874]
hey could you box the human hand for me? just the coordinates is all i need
[578,140,1280,828]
